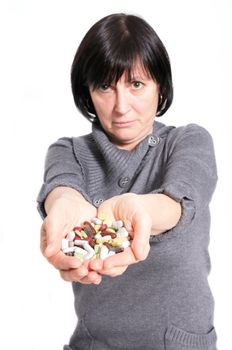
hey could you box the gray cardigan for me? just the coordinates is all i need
[37,121,218,350]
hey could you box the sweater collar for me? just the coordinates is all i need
[91,120,164,169]
[73,120,168,197]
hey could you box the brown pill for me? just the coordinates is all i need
[101,231,117,239]
[83,221,97,237]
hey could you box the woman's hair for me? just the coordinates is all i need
[71,13,173,121]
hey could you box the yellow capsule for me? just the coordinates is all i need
[105,228,116,234]
[94,244,101,254]
[111,237,129,247]
[96,236,112,244]
[94,224,101,232]
[80,230,88,238]
[74,230,83,238]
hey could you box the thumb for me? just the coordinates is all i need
[41,216,65,258]
[131,216,151,261]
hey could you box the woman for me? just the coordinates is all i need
[38,13,218,350]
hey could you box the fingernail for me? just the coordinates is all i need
[94,278,101,285]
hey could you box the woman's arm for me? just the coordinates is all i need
[139,193,181,235]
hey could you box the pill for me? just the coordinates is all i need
[84,251,95,261]
[101,231,117,239]
[83,221,97,237]
[80,230,88,238]
[94,233,102,239]
[104,228,116,234]
[74,247,88,256]
[91,217,102,225]
[102,219,112,227]
[100,245,109,260]
[121,240,130,249]
[63,246,76,254]
[73,226,82,232]
[117,227,129,237]
[74,231,84,239]
[94,244,101,254]
[112,220,124,230]
[99,224,107,231]
[110,237,129,246]
[96,235,112,244]
[74,240,89,247]
[83,242,95,255]
[66,231,76,241]
[61,217,131,262]
[61,238,69,250]
[103,242,113,250]
[109,246,124,254]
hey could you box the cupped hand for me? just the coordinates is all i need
[40,191,102,284]
[89,193,152,277]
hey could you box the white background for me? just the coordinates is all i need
[0,1,231,349]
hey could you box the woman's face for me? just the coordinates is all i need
[89,64,160,151]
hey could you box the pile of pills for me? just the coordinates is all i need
[61,218,131,262]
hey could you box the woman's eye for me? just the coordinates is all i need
[132,81,143,89]
[99,84,111,91]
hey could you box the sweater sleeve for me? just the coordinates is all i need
[151,123,218,237]
[37,137,89,219]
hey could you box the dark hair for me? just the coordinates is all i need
[71,13,173,121]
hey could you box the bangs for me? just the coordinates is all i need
[86,49,153,89]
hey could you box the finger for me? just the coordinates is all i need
[49,251,82,270]
[88,258,104,272]
[60,264,89,282]
[80,271,102,285]
[40,223,48,255]
[102,248,137,270]
[60,268,102,284]
[42,215,70,258]
[131,216,151,260]
[98,265,128,277]
[41,224,60,259]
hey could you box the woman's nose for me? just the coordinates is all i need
[114,89,130,115]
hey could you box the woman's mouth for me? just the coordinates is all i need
[113,120,136,128]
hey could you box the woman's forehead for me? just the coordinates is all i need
[129,62,151,78]
[112,58,151,80]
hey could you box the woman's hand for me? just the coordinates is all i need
[89,193,152,277]
[40,187,102,285]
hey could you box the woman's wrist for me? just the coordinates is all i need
[139,193,181,235]
[45,187,85,214]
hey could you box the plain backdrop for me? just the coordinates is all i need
[0,1,231,349]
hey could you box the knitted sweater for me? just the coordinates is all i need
[37,121,218,350]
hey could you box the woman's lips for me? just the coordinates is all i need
[113,120,136,128]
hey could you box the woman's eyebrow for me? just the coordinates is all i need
[129,74,150,81]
